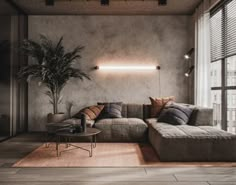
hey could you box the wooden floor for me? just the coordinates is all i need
[0,133,236,185]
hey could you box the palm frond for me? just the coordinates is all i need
[54,36,64,57]
[21,39,45,64]
[17,64,43,80]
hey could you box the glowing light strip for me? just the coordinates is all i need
[95,66,160,70]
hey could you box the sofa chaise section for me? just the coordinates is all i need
[147,106,236,161]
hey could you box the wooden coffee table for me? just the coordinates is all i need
[56,128,101,157]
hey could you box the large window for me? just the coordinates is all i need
[210,0,236,133]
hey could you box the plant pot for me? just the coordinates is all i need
[47,113,66,123]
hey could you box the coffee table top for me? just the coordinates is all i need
[46,122,72,134]
[56,127,101,137]
[46,122,72,128]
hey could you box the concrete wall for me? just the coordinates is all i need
[0,16,11,136]
[28,15,192,131]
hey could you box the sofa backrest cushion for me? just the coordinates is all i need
[122,104,143,119]
[178,103,213,126]
[190,107,213,126]
[143,104,151,120]
[97,102,123,119]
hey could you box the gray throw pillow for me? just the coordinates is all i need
[158,102,193,125]
[97,102,123,119]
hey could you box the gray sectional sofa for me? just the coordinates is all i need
[64,103,236,161]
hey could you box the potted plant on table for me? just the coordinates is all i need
[18,35,90,123]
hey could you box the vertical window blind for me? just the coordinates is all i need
[210,9,223,61]
[226,0,236,57]
[210,0,236,61]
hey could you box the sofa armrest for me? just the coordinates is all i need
[193,107,213,126]
[145,118,157,127]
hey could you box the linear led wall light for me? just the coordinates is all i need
[95,65,161,70]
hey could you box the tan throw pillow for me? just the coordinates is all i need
[74,105,104,120]
[149,96,175,118]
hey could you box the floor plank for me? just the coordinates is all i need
[0,173,176,182]
[60,182,208,185]
[0,182,209,185]
[209,183,236,185]
[16,167,146,175]
[145,167,236,175]
[175,174,236,182]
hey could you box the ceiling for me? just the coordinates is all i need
[4,0,202,15]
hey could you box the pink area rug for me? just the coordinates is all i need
[13,143,236,167]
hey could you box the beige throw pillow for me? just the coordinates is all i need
[149,96,175,118]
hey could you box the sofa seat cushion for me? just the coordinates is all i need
[151,122,233,139]
[94,118,148,142]
[149,122,236,161]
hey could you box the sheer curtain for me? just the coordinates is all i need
[194,0,212,107]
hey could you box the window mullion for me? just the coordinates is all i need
[222,5,227,131]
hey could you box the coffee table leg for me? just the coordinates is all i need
[45,132,49,148]
[56,135,59,157]
[93,135,97,148]
[90,136,93,157]
[65,137,69,148]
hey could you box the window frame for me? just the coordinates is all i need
[210,0,236,131]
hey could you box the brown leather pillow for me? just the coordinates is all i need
[149,96,175,118]
[74,105,104,120]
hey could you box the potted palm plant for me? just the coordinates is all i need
[18,35,90,123]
